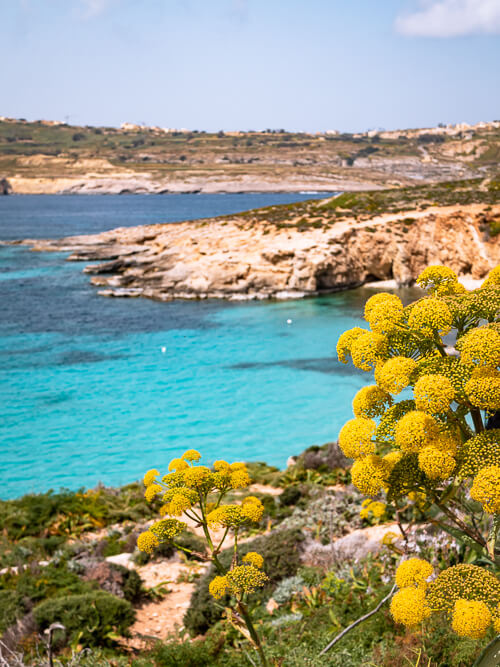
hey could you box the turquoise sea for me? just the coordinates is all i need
[0,193,389,499]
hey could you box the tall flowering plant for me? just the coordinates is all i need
[137,451,270,666]
[336,265,500,642]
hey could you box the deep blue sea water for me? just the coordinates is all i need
[0,193,388,499]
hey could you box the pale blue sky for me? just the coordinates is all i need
[1,0,499,132]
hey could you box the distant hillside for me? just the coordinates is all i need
[0,118,499,194]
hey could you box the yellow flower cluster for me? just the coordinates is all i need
[143,469,160,486]
[206,496,264,528]
[364,293,404,333]
[137,530,160,554]
[359,499,386,519]
[465,367,500,410]
[417,265,466,297]
[390,587,431,627]
[470,465,500,514]
[418,446,456,481]
[208,563,269,600]
[351,332,388,372]
[242,552,264,569]
[481,265,500,289]
[414,374,455,413]
[352,385,392,419]
[426,564,500,616]
[144,483,162,502]
[394,411,440,453]
[338,418,376,459]
[336,327,368,364]
[376,400,415,442]
[209,575,229,600]
[226,564,269,596]
[395,558,433,589]
[168,458,189,472]
[150,518,187,541]
[407,297,452,337]
[460,430,500,477]
[451,599,492,639]
[375,357,417,394]
[351,455,390,495]
[182,449,202,461]
[458,326,500,367]
[161,488,198,516]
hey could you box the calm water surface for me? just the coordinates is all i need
[0,193,388,499]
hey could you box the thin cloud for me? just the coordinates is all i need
[79,0,115,18]
[395,0,500,37]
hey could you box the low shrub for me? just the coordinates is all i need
[33,591,135,647]
[0,590,27,633]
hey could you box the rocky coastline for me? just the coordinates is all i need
[12,199,500,301]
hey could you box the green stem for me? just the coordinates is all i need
[237,601,269,667]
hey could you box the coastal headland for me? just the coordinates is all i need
[13,177,500,300]
[0,118,499,194]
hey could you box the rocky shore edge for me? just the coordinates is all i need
[7,198,500,301]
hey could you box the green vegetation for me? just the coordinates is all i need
[0,436,495,665]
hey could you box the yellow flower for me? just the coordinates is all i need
[183,465,212,489]
[395,558,433,589]
[243,552,264,569]
[209,575,228,600]
[494,603,500,633]
[418,446,456,480]
[390,587,431,627]
[230,462,247,471]
[226,564,269,596]
[376,399,416,442]
[460,430,500,477]
[364,293,404,333]
[407,297,452,336]
[351,454,390,495]
[394,411,440,453]
[414,374,455,413]
[241,497,264,522]
[481,265,500,288]
[381,531,399,546]
[350,332,388,372]
[352,385,392,419]
[137,530,159,554]
[337,327,368,364]
[144,483,162,502]
[150,518,187,541]
[465,367,500,410]
[230,467,251,489]
[452,599,492,639]
[338,418,376,459]
[458,326,500,367]
[470,465,500,514]
[375,357,417,395]
[143,469,160,486]
[168,458,189,472]
[383,451,403,471]
[181,449,202,462]
[213,460,231,472]
[360,500,386,519]
[416,265,459,296]
[206,504,244,528]
[164,492,194,516]
[427,564,500,615]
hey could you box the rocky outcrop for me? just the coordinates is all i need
[18,203,500,300]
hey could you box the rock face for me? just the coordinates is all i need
[19,203,500,300]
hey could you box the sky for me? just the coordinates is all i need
[1,0,499,133]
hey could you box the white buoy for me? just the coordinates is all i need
[161,347,166,353]
[286,319,292,325]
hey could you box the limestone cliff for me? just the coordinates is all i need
[18,203,500,300]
